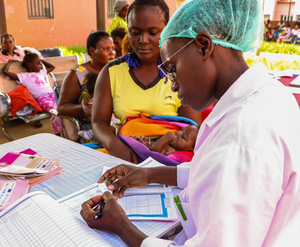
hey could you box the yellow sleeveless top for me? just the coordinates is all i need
[109,58,181,127]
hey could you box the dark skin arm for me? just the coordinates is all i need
[92,65,139,164]
[57,69,89,117]
[2,59,19,80]
[98,164,177,198]
[81,164,177,245]
[81,165,177,246]
[178,105,202,126]
[81,192,147,247]
[149,131,176,154]
[41,59,55,73]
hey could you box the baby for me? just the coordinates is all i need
[132,125,199,155]
[79,72,118,141]
[78,72,97,141]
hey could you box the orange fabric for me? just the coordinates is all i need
[96,148,110,155]
[118,114,179,138]
[7,85,43,116]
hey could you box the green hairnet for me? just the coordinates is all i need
[160,0,264,53]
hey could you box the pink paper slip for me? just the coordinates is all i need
[0,152,59,176]
[0,180,29,211]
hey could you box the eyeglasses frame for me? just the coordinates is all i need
[158,39,195,82]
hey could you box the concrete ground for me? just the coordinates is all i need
[0,118,55,144]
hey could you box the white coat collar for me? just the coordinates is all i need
[204,63,272,128]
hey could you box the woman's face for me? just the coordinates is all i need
[128,6,166,63]
[90,36,116,66]
[160,38,217,111]
[1,36,15,53]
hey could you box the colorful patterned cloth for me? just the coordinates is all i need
[36,92,61,134]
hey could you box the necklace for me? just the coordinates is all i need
[123,52,168,83]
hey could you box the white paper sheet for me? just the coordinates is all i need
[0,191,117,247]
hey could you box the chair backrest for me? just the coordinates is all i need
[52,71,69,88]
[38,48,63,57]
[60,116,80,141]
[81,53,91,62]
[44,55,80,73]
[50,108,80,142]
[0,71,20,93]
[0,61,54,93]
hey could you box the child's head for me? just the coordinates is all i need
[85,72,98,97]
[111,28,126,54]
[114,0,129,18]
[21,51,42,72]
[170,125,199,152]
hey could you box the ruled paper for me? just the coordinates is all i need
[58,183,179,239]
[0,192,117,247]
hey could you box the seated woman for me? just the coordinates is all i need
[0,33,24,62]
[0,33,43,62]
[92,0,201,163]
[277,24,291,43]
[290,24,300,44]
[57,31,116,143]
[1,33,44,127]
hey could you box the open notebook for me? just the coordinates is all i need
[0,191,117,246]
[0,157,181,246]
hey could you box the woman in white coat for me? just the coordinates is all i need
[80,0,300,246]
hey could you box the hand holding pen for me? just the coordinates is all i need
[94,198,105,220]
[81,192,132,235]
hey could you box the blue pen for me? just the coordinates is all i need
[94,199,105,220]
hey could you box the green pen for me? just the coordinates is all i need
[174,195,187,221]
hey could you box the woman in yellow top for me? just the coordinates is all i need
[92,0,201,163]
[107,0,129,35]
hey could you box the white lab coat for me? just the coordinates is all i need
[142,63,300,247]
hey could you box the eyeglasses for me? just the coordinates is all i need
[99,47,116,53]
[158,39,195,83]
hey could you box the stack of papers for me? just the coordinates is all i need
[0,152,59,176]
[26,163,63,186]
[0,180,29,211]
[0,149,63,185]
